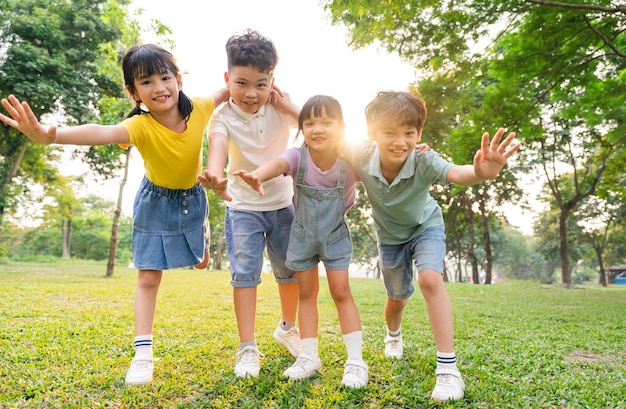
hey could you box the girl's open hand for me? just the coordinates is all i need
[0,95,57,144]
[232,170,264,196]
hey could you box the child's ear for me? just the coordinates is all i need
[417,129,423,142]
[224,72,230,86]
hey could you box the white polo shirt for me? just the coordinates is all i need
[208,99,297,211]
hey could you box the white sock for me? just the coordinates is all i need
[436,351,459,372]
[301,337,318,357]
[133,335,153,360]
[343,331,363,361]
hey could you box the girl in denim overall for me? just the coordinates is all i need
[233,95,367,388]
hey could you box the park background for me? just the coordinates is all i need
[0,0,625,407]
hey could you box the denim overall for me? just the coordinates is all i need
[285,147,352,272]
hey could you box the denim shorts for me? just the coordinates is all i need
[225,206,297,288]
[131,177,209,270]
[377,224,446,300]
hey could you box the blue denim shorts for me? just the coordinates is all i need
[377,224,446,300]
[131,177,209,270]
[225,206,297,288]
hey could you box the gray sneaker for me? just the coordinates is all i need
[234,346,260,378]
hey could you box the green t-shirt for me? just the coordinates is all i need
[344,141,453,245]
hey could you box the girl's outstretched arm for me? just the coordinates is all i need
[1,94,129,145]
[232,158,290,196]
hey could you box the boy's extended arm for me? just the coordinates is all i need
[199,132,231,200]
[1,94,129,145]
[232,158,289,196]
[446,128,520,186]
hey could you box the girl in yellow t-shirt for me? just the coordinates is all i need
[0,44,228,386]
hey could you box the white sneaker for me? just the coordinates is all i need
[341,359,368,388]
[282,353,321,380]
[125,358,154,386]
[273,323,302,358]
[431,369,465,402]
[234,346,260,378]
[384,333,403,358]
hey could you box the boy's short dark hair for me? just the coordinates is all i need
[365,91,427,133]
[226,29,278,74]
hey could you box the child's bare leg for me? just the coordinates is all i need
[277,281,299,324]
[327,269,361,335]
[417,269,454,352]
[234,287,257,343]
[134,270,162,335]
[296,268,319,339]
[384,297,408,333]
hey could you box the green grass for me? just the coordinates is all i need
[1,261,625,408]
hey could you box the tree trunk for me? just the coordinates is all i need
[0,139,29,224]
[467,205,479,284]
[62,218,71,259]
[479,195,493,284]
[106,147,132,277]
[214,227,224,270]
[595,246,607,287]
[559,208,572,288]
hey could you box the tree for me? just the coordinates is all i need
[0,0,134,225]
[325,0,626,288]
[41,174,84,259]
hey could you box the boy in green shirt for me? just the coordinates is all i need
[343,91,519,402]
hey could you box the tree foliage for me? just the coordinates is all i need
[0,0,135,225]
[324,0,626,286]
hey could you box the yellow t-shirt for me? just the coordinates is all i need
[120,96,216,189]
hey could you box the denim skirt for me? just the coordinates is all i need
[131,177,209,270]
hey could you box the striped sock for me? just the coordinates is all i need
[133,335,153,360]
[436,351,458,372]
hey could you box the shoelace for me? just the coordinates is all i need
[387,339,401,349]
[131,359,153,369]
[437,374,461,387]
[344,364,366,377]
[238,349,258,365]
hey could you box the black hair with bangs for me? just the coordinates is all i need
[122,44,193,120]
[295,95,345,146]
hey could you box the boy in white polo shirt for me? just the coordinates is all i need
[342,91,520,402]
[198,29,301,378]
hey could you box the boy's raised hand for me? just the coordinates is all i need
[474,128,520,180]
[0,95,57,144]
[232,170,265,196]
[198,170,232,201]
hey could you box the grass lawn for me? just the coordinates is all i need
[0,260,625,408]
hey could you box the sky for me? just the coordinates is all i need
[56,0,535,234]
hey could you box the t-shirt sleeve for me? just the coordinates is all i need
[280,147,300,177]
[207,105,228,136]
[417,151,454,185]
